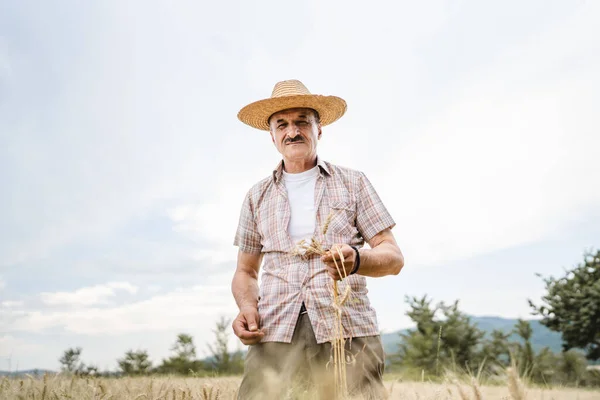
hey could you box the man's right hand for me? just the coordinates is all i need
[232,307,265,346]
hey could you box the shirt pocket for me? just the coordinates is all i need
[326,199,358,242]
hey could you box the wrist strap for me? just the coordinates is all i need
[350,246,361,275]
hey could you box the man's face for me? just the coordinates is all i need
[269,108,322,163]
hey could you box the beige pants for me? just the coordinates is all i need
[237,313,387,399]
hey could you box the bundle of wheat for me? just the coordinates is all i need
[291,211,353,399]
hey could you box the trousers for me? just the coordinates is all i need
[237,312,387,399]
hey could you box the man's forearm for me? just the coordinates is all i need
[357,242,404,278]
[232,269,259,310]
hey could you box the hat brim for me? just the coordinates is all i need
[237,94,347,131]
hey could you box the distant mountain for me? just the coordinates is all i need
[0,369,56,377]
[381,315,564,356]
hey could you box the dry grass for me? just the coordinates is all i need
[385,380,599,400]
[1,375,599,400]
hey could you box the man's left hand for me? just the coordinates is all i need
[321,244,356,280]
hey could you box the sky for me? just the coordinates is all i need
[1,0,599,371]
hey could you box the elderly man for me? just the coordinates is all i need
[232,80,404,399]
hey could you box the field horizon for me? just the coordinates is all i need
[1,375,599,400]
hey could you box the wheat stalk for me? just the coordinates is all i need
[452,379,470,400]
[507,367,525,400]
[470,377,482,400]
[330,245,351,399]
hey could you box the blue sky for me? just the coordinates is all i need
[1,0,599,371]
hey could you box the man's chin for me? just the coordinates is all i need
[284,151,310,160]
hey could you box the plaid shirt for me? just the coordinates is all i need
[234,157,396,344]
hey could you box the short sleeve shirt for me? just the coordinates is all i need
[234,158,396,343]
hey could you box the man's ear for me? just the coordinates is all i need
[270,130,275,144]
[318,126,322,140]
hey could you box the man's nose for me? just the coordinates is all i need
[287,128,301,139]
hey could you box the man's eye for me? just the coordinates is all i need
[298,121,308,125]
[278,124,286,129]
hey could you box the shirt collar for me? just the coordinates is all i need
[273,155,331,183]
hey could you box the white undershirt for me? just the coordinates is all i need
[282,165,319,246]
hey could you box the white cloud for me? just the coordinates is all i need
[1,301,24,308]
[0,2,246,268]
[168,203,237,246]
[349,1,600,266]
[167,171,280,265]
[0,335,41,359]
[40,282,138,307]
[11,285,234,335]
[146,285,162,293]
[382,78,599,266]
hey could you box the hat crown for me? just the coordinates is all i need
[271,80,312,98]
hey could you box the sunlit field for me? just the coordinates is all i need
[1,374,599,399]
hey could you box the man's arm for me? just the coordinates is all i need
[321,228,404,280]
[231,249,265,345]
[359,228,404,277]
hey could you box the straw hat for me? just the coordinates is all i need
[237,79,347,131]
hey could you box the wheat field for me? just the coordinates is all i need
[1,374,599,400]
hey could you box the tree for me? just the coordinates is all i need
[481,329,511,368]
[556,350,588,385]
[207,316,244,374]
[437,300,486,370]
[172,334,196,360]
[59,347,83,374]
[208,317,230,372]
[395,296,485,376]
[531,347,557,384]
[513,319,535,377]
[117,350,152,376]
[80,364,99,377]
[157,333,205,375]
[395,296,440,373]
[529,249,600,360]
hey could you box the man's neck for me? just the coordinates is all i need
[283,156,318,174]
